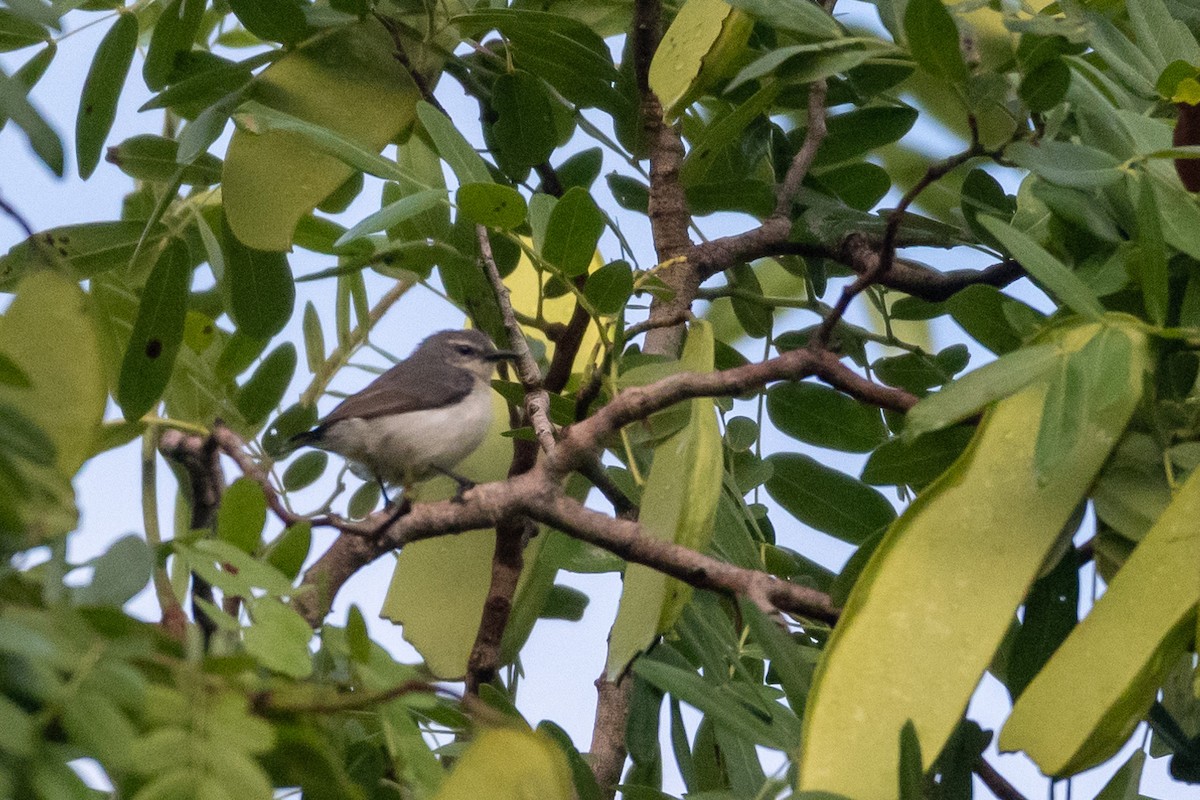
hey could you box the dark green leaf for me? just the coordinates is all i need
[584,259,633,315]
[105,134,222,185]
[223,214,295,338]
[455,183,528,230]
[903,0,967,83]
[76,13,138,179]
[724,416,758,451]
[1019,58,1071,112]
[301,301,324,374]
[218,476,268,554]
[228,0,308,45]
[236,343,297,426]
[117,239,191,420]
[143,0,205,90]
[765,453,896,544]
[416,100,492,185]
[0,8,48,52]
[555,147,603,191]
[491,71,556,172]
[348,480,380,518]
[141,60,254,114]
[946,284,1039,355]
[282,451,327,491]
[873,346,968,394]
[815,162,891,211]
[1008,550,1079,697]
[540,584,589,621]
[607,173,650,212]
[861,426,973,487]
[813,105,918,167]
[728,263,773,339]
[725,0,841,39]
[898,721,924,800]
[0,352,30,387]
[767,382,886,452]
[263,402,317,457]
[960,168,1014,251]
[0,401,55,465]
[542,186,605,277]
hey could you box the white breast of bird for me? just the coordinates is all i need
[322,379,495,487]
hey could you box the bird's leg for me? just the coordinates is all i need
[376,476,392,507]
[373,476,413,533]
[433,465,475,503]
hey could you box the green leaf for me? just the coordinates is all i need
[814,105,919,167]
[608,322,722,676]
[143,0,204,90]
[335,188,447,245]
[584,260,633,316]
[946,284,1033,355]
[0,401,54,465]
[490,71,557,172]
[960,168,1014,250]
[76,12,137,179]
[223,214,294,339]
[1034,326,1132,485]
[223,23,420,251]
[861,425,971,492]
[265,520,311,580]
[978,216,1105,319]
[117,240,191,421]
[767,382,886,453]
[724,0,841,40]
[236,343,297,426]
[541,186,605,277]
[903,0,967,83]
[1019,58,1071,112]
[0,42,54,131]
[228,0,307,46]
[282,450,327,491]
[740,598,817,718]
[244,597,313,678]
[416,100,492,185]
[217,476,267,554]
[1005,140,1123,189]
[649,0,752,118]
[74,534,152,607]
[632,656,801,751]
[0,221,166,290]
[1096,751,1147,800]
[453,10,620,110]
[765,453,896,544]
[455,183,528,230]
[0,61,62,175]
[1134,176,1169,326]
[106,134,222,185]
[904,343,1059,439]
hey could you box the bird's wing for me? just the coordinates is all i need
[319,360,476,424]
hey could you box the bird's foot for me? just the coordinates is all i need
[451,478,475,504]
[376,497,413,533]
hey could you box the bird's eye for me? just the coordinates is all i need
[456,344,474,356]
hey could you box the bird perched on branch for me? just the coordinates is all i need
[289,328,516,503]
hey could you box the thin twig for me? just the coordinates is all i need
[0,192,35,238]
[774,79,829,216]
[974,756,1029,800]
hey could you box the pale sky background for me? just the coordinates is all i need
[1,2,1195,798]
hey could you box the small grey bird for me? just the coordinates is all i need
[289,329,516,499]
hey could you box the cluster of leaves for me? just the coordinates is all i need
[6,0,1200,798]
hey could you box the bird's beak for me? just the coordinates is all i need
[486,349,519,362]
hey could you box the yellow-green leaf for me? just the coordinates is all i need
[431,728,572,800]
[223,21,421,251]
[797,319,1150,800]
[649,0,752,119]
[1001,463,1200,775]
[607,320,722,678]
[0,272,105,475]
